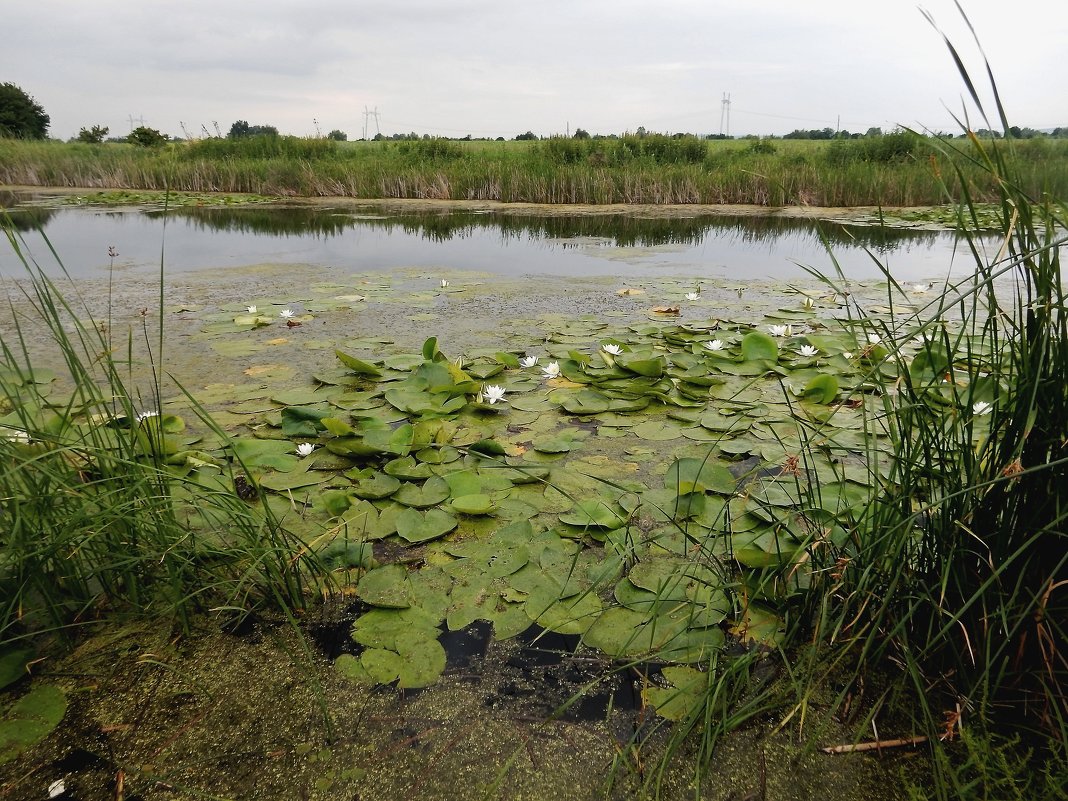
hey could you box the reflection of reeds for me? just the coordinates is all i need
[3,134,1066,207]
[158,201,947,253]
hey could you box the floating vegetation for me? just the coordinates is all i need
[1,267,973,706]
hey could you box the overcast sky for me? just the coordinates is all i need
[4,1,1065,141]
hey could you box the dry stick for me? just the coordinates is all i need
[821,736,928,754]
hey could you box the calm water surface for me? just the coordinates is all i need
[0,198,989,282]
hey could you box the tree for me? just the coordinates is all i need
[326,129,347,141]
[0,83,50,139]
[573,128,590,139]
[76,125,109,144]
[228,120,279,139]
[515,131,537,141]
[127,126,169,147]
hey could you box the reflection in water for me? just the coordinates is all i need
[165,204,940,254]
[157,206,355,237]
[0,192,57,231]
[0,195,974,281]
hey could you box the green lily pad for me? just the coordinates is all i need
[631,420,686,441]
[558,499,628,530]
[532,436,575,454]
[0,684,67,765]
[319,539,374,570]
[559,390,611,415]
[643,666,707,721]
[383,456,433,480]
[741,331,779,361]
[357,564,412,608]
[336,350,383,377]
[351,472,402,500]
[803,374,839,404]
[665,457,737,495]
[581,607,688,658]
[525,585,603,636]
[395,507,458,543]
[393,476,451,508]
[618,355,665,378]
[450,493,497,515]
[0,649,33,691]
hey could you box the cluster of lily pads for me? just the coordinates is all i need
[182,286,999,706]
[3,274,1000,719]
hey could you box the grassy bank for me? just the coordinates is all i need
[3,132,1068,206]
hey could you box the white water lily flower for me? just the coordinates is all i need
[798,345,819,358]
[0,427,30,444]
[769,324,792,337]
[519,355,539,368]
[245,305,258,314]
[135,410,159,423]
[912,284,929,294]
[801,297,816,310]
[279,308,295,319]
[602,343,623,356]
[685,292,701,301]
[440,279,450,288]
[842,351,854,360]
[296,442,315,457]
[703,339,725,352]
[542,361,561,379]
[867,332,882,345]
[972,401,993,416]
[483,384,507,404]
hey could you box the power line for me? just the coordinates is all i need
[362,106,380,139]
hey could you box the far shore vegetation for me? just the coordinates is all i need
[3,126,1068,207]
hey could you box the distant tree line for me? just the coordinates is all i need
[4,80,1067,146]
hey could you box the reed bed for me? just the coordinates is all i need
[0,230,327,647]
[3,134,1066,207]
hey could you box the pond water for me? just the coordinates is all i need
[0,196,989,282]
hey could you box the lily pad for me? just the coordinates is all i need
[450,493,497,515]
[558,499,628,530]
[643,666,707,721]
[665,457,737,495]
[740,331,779,362]
[357,564,412,608]
[0,684,67,765]
[351,472,402,500]
[559,390,611,415]
[393,476,451,508]
[395,507,459,543]
[336,350,383,377]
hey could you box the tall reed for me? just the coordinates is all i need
[0,225,326,647]
[3,134,1066,206]
[786,23,1068,799]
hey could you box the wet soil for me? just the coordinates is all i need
[1,609,923,801]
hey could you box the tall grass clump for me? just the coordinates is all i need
[792,22,1067,797]
[621,19,1066,801]
[0,225,325,649]
[180,134,339,161]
